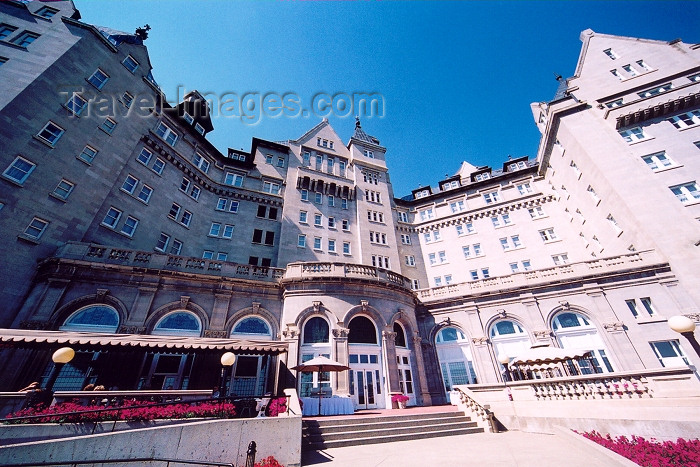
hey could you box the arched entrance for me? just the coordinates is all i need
[435,327,477,397]
[228,316,273,396]
[348,315,383,410]
[299,316,331,397]
[394,322,416,406]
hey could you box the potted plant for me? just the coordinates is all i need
[391,393,409,409]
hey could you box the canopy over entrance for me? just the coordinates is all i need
[0,328,288,354]
[511,345,591,365]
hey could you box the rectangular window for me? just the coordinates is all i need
[605,99,623,109]
[342,219,349,230]
[65,94,88,116]
[298,234,306,248]
[23,217,49,239]
[168,203,181,220]
[0,24,18,40]
[552,253,569,265]
[263,181,281,194]
[328,217,336,229]
[102,207,122,228]
[78,145,98,164]
[136,148,152,165]
[449,200,465,213]
[140,184,156,204]
[264,231,275,246]
[155,233,170,252]
[53,179,75,200]
[122,174,138,194]
[121,216,138,237]
[217,198,227,211]
[37,121,64,146]
[314,213,322,226]
[428,253,436,265]
[223,224,234,239]
[224,172,244,187]
[87,68,109,89]
[434,277,442,287]
[637,60,652,71]
[328,239,336,252]
[12,31,39,47]
[667,110,700,130]
[299,211,308,223]
[587,185,600,204]
[482,268,490,279]
[252,229,263,244]
[398,212,408,223]
[170,239,183,255]
[640,298,657,316]
[195,123,205,135]
[411,279,420,290]
[607,214,623,235]
[603,48,618,60]
[400,234,411,245]
[438,251,447,263]
[202,250,214,260]
[638,83,672,98]
[315,192,323,204]
[122,92,134,108]
[364,150,374,158]
[642,151,674,171]
[528,206,545,219]
[101,118,117,134]
[667,181,697,202]
[193,153,210,173]
[277,156,285,168]
[303,151,310,166]
[341,198,348,209]
[343,241,351,255]
[626,299,640,318]
[300,189,309,201]
[539,228,557,242]
[3,156,36,184]
[483,191,501,204]
[313,237,322,250]
[217,252,228,261]
[155,122,178,146]
[328,195,335,207]
[327,158,334,174]
[180,210,192,227]
[619,127,647,143]
[257,205,267,218]
[122,55,139,73]
[209,222,222,237]
[419,208,434,222]
[650,340,688,367]
[265,155,273,164]
[516,183,533,195]
[622,64,638,77]
[228,200,239,213]
[405,255,416,266]
[315,155,323,171]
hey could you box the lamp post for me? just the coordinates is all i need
[668,315,700,359]
[44,347,75,392]
[220,352,236,398]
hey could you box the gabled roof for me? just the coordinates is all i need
[292,118,331,145]
[96,26,144,46]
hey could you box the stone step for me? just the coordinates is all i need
[302,426,484,450]
[302,410,463,428]
[303,419,479,443]
[302,415,474,435]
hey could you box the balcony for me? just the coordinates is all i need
[418,250,667,302]
[283,262,412,289]
[50,242,285,282]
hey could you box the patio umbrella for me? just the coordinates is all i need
[291,356,350,416]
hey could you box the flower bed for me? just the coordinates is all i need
[579,431,700,466]
[4,400,236,424]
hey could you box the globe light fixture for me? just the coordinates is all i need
[219,352,236,398]
[668,315,700,359]
[45,346,75,392]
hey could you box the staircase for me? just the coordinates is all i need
[302,407,483,451]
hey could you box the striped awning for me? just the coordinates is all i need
[0,328,288,354]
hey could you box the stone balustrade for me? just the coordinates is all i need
[450,387,496,432]
[418,249,664,301]
[53,242,285,282]
[284,261,412,289]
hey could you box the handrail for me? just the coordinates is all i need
[451,386,498,433]
[0,457,234,466]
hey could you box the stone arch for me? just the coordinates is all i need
[225,304,279,339]
[341,302,387,329]
[145,298,210,334]
[428,319,471,345]
[484,313,531,341]
[295,302,338,329]
[545,303,598,331]
[50,291,127,330]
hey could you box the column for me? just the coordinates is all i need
[382,328,401,396]
[333,327,350,395]
[282,324,300,390]
[19,278,69,325]
[208,293,233,332]
[124,286,157,330]
[412,334,433,406]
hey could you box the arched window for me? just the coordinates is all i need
[231,317,271,338]
[348,316,377,344]
[490,320,526,337]
[302,317,330,344]
[394,322,407,348]
[152,311,202,336]
[435,326,477,392]
[489,320,531,380]
[435,327,467,343]
[551,311,614,374]
[60,305,119,333]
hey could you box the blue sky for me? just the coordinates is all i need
[77,1,699,197]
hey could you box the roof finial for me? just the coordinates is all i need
[135,24,151,40]
[554,73,563,81]
[355,116,361,129]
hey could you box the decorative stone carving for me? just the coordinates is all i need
[312,301,321,313]
[180,296,190,308]
[603,322,625,332]
[118,325,146,334]
[204,330,227,338]
[332,327,350,338]
[684,313,700,322]
[96,289,109,300]
[360,300,369,312]
[382,331,397,342]
[533,329,552,340]
[282,324,300,339]
[471,336,489,346]
[558,300,570,310]
[252,302,261,314]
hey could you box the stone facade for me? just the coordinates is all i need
[0,3,698,409]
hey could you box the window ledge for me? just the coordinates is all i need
[1,175,25,187]
[677,125,699,132]
[32,135,56,148]
[635,317,667,325]
[84,78,104,91]
[682,199,700,207]
[17,233,40,244]
[48,192,68,203]
[543,239,562,245]
[628,136,655,146]
[652,164,683,174]
[0,40,29,51]
[99,127,114,137]
[76,156,93,166]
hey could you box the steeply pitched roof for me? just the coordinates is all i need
[351,117,381,146]
[95,26,144,46]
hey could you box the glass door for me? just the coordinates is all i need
[352,369,379,409]
[396,353,415,406]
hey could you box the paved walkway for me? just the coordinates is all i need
[301,429,636,467]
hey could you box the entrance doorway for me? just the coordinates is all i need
[140,353,193,389]
[349,352,382,409]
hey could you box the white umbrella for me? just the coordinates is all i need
[291,356,350,416]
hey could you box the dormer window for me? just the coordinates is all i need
[415,190,429,200]
[36,6,58,18]
[183,112,194,124]
[442,180,459,191]
[508,161,527,171]
[195,123,205,135]
[604,48,618,60]
[637,83,672,98]
[474,172,490,182]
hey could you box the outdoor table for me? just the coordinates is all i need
[301,396,354,416]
